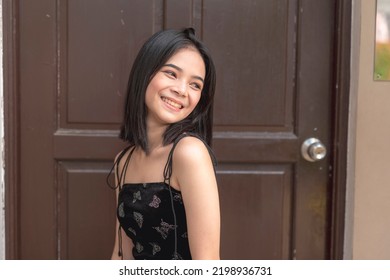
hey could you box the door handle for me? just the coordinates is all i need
[301,138,327,162]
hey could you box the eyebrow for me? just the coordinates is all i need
[163,63,205,83]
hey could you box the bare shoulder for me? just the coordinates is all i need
[113,146,134,178]
[114,146,133,164]
[173,136,211,164]
[114,150,123,163]
[114,150,125,172]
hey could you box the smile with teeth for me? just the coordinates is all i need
[161,97,183,109]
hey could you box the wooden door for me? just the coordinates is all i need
[7,0,340,259]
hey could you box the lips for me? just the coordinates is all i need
[161,96,183,109]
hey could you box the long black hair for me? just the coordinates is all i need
[119,28,216,152]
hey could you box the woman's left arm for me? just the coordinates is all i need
[173,137,220,260]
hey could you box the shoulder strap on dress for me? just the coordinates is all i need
[106,145,135,190]
[163,132,217,183]
[162,132,217,259]
[106,145,135,260]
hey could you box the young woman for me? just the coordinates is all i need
[108,28,220,260]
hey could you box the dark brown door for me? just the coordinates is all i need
[9,0,336,259]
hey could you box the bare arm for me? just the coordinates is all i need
[111,152,134,260]
[173,137,220,260]
[110,186,134,260]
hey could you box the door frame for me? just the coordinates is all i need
[3,0,20,259]
[3,0,351,259]
[330,0,352,260]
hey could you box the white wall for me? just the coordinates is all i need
[0,0,5,260]
[352,0,390,259]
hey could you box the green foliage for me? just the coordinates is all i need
[375,43,390,80]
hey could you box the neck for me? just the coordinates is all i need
[146,121,169,153]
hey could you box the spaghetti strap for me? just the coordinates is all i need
[106,145,135,190]
[106,145,135,260]
[162,132,217,259]
[117,146,135,190]
[108,134,217,260]
[163,132,217,183]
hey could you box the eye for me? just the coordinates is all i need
[163,70,176,78]
[190,82,203,91]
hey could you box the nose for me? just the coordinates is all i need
[172,80,187,96]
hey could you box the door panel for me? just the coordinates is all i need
[218,164,292,259]
[57,161,115,259]
[15,0,335,259]
[59,0,160,129]
[204,0,294,128]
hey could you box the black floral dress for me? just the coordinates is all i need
[113,133,216,260]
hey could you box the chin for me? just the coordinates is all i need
[163,112,192,124]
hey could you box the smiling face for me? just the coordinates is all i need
[145,47,206,128]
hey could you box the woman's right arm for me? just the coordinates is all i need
[110,205,134,259]
[111,152,134,260]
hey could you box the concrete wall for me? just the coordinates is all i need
[352,0,390,259]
